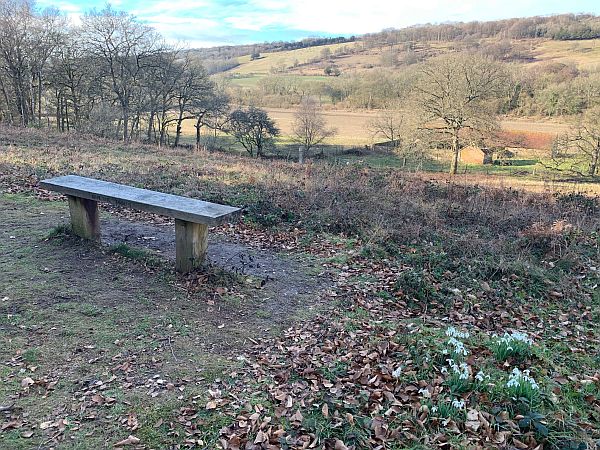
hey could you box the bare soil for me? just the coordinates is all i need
[102,215,327,323]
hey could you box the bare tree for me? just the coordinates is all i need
[368,107,406,148]
[549,106,600,178]
[0,0,53,125]
[172,60,212,147]
[191,87,229,150]
[80,6,162,141]
[369,106,428,167]
[414,53,508,174]
[292,97,336,157]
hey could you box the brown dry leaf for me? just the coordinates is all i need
[334,439,349,450]
[254,430,267,444]
[512,438,529,449]
[206,400,218,410]
[127,413,139,431]
[322,403,329,418]
[290,410,303,423]
[114,435,141,447]
[21,377,35,388]
[465,409,481,432]
[39,421,55,430]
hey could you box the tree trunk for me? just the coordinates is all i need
[122,110,129,142]
[147,110,155,142]
[174,109,184,147]
[450,129,460,175]
[590,141,600,177]
[195,118,202,150]
[38,74,42,126]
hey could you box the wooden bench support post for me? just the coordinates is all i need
[175,219,208,273]
[67,195,100,241]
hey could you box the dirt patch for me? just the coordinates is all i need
[101,216,328,324]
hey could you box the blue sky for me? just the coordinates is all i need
[36,0,600,48]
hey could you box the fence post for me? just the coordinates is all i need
[298,146,304,164]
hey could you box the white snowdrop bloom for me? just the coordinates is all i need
[441,367,448,374]
[431,406,438,413]
[418,388,431,398]
[392,366,403,379]
[451,399,465,409]
[446,326,470,339]
[475,370,487,382]
[507,367,539,390]
[507,378,519,388]
[447,337,469,356]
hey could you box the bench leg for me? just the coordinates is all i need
[175,219,208,273]
[67,196,100,241]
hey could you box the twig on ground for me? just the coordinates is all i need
[167,335,178,361]
[0,404,14,412]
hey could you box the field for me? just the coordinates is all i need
[0,125,599,449]
[175,108,600,196]
[531,39,600,70]
[223,38,600,80]
[180,107,571,147]
[228,43,357,75]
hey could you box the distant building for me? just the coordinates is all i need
[460,146,494,165]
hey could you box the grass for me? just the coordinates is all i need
[228,42,357,75]
[0,188,313,448]
[532,39,600,70]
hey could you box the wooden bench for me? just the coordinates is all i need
[39,175,240,273]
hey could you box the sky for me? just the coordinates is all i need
[36,0,600,48]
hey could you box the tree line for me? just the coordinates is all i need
[0,1,235,146]
[362,14,600,47]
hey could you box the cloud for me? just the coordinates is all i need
[33,0,600,47]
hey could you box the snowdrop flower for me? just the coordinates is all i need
[510,331,533,344]
[496,331,533,348]
[507,367,539,390]
[418,388,431,398]
[507,377,520,388]
[392,366,403,379]
[441,367,448,374]
[431,406,438,413]
[475,370,488,382]
[451,399,465,409]
[446,326,470,339]
[458,363,469,380]
[447,337,469,356]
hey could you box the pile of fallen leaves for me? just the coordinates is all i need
[175,245,600,450]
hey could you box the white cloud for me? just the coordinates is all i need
[34,0,600,47]
[225,0,497,35]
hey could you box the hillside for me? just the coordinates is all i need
[223,38,600,79]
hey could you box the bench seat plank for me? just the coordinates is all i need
[40,175,240,226]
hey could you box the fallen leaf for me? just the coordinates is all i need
[114,435,140,447]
